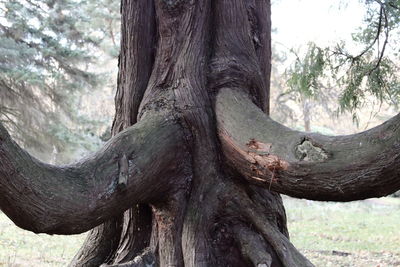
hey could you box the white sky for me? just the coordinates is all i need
[272,0,366,49]
[270,0,398,134]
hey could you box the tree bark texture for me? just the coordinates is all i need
[1,0,400,266]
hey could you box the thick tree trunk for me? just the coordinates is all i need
[2,0,400,266]
[71,1,301,266]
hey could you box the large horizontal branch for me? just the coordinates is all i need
[0,115,186,234]
[216,88,400,201]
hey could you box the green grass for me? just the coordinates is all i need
[0,213,86,266]
[284,196,400,266]
[0,197,400,266]
[284,196,400,252]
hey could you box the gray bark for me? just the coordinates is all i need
[216,88,400,201]
[0,115,186,234]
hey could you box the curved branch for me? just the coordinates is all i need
[0,115,186,234]
[216,88,400,201]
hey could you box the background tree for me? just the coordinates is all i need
[0,0,119,163]
[1,1,400,267]
[285,0,400,124]
[271,43,339,134]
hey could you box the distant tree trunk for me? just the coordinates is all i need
[2,1,400,266]
[303,99,311,132]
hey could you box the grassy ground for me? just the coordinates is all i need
[0,216,86,267]
[0,197,399,266]
[284,196,400,266]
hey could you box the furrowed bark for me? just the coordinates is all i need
[0,115,185,234]
[139,1,224,266]
[207,1,308,265]
[75,0,158,264]
[111,205,153,263]
[111,0,156,133]
[233,224,273,266]
[153,191,186,267]
[239,206,313,267]
[71,205,153,267]
[197,178,308,267]
[207,1,312,265]
[244,0,271,113]
[209,0,269,110]
[216,88,400,201]
[102,249,157,267]
[70,219,123,267]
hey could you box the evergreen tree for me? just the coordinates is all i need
[286,0,400,122]
[0,0,119,162]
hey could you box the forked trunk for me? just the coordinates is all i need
[71,0,311,266]
[2,0,399,266]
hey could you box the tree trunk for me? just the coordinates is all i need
[2,0,400,266]
[70,1,306,266]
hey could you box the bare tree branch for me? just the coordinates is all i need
[369,4,390,76]
[216,88,400,201]
[0,114,186,234]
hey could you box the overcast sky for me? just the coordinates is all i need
[272,0,366,49]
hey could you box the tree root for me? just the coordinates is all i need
[68,170,312,267]
[112,205,153,263]
[69,218,122,267]
[227,183,314,267]
[233,224,273,266]
[101,248,157,267]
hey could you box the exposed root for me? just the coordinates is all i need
[234,191,314,267]
[70,205,154,267]
[70,174,311,267]
[111,205,153,264]
[233,224,273,266]
[101,248,157,267]
[69,218,123,267]
[245,186,289,237]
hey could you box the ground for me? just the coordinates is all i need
[286,197,400,267]
[0,197,399,267]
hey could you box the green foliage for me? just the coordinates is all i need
[285,0,400,119]
[80,0,120,57]
[286,43,326,98]
[0,0,120,162]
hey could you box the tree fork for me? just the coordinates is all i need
[2,0,400,266]
[0,0,310,265]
